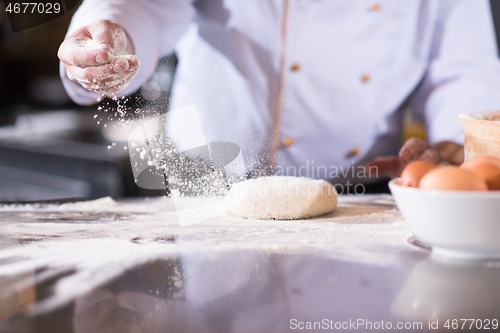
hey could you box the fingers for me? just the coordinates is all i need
[365,156,406,179]
[58,20,127,68]
[58,37,111,68]
[66,57,126,83]
[88,21,116,48]
[416,148,441,164]
[433,141,465,165]
[67,56,136,80]
[79,71,135,94]
[367,138,459,180]
[59,20,139,95]
[399,137,429,163]
[65,56,140,94]
[87,20,129,56]
[104,81,131,95]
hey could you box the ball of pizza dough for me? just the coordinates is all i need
[226,176,338,220]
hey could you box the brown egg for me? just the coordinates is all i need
[470,164,500,190]
[419,166,488,191]
[460,155,500,170]
[400,161,437,187]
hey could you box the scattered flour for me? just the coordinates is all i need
[0,194,416,314]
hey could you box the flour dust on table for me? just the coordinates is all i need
[0,194,414,314]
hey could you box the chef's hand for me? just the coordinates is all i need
[365,137,464,179]
[58,20,140,95]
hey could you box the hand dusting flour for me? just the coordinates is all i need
[0,194,416,314]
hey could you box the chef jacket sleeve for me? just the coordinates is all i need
[412,0,500,145]
[60,0,196,105]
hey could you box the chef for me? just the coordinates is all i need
[58,0,500,192]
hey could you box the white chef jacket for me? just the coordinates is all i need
[61,0,500,183]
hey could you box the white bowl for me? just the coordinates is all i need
[389,179,500,260]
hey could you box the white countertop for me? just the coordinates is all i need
[0,195,497,332]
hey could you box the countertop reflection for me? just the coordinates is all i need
[0,249,498,332]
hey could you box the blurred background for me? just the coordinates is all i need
[0,0,177,202]
[0,1,500,202]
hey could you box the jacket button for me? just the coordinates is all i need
[282,137,295,147]
[371,3,381,11]
[345,148,360,158]
[291,63,301,72]
[361,74,371,83]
